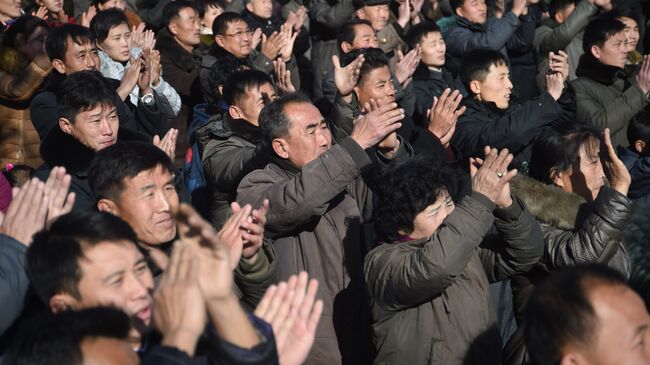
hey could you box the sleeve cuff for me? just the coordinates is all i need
[339,137,372,170]
[493,196,524,220]
[470,191,496,211]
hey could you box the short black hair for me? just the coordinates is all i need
[603,6,640,28]
[89,141,176,201]
[163,0,199,27]
[525,265,628,365]
[627,111,650,148]
[406,21,441,49]
[259,92,312,142]
[548,0,576,17]
[223,69,273,106]
[212,11,246,36]
[340,47,390,86]
[206,54,249,103]
[583,16,626,54]
[1,15,49,50]
[57,70,116,124]
[26,210,139,305]
[45,24,95,61]
[196,0,226,17]
[449,0,466,13]
[4,307,131,365]
[90,8,129,44]
[529,123,601,185]
[460,48,508,94]
[373,155,462,241]
[337,19,373,53]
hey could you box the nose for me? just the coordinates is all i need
[317,127,330,148]
[505,77,513,90]
[155,190,171,212]
[128,274,150,302]
[100,118,114,136]
[87,55,97,69]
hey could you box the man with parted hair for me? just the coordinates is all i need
[524,264,650,365]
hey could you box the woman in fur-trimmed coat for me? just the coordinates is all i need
[503,123,632,365]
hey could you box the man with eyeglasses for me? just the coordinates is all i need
[199,11,300,102]
[572,16,650,148]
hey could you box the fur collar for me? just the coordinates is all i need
[510,174,590,230]
[575,53,628,85]
[156,29,201,72]
[0,47,27,75]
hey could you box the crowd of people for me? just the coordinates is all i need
[1,0,650,363]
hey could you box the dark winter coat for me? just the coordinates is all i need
[364,193,544,365]
[620,147,650,205]
[412,64,463,123]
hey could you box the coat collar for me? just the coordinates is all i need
[455,16,484,32]
[575,53,628,86]
[413,63,446,81]
[156,28,201,72]
[209,112,263,144]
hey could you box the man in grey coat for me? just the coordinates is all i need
[237,93,410,364]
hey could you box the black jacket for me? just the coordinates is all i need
[35,126,150,211]
[452,91,574,169]
[412,64,464,124]
[30,72,168,141]
[241,10,310,57]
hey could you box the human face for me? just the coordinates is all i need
[170,7,201,52]
[405,191,455,240]
[202,4,223,32]
[619,16,640,52]
[97,0,126,11]
[232,82,277,126]
[216,20,253,59]
[457,0,487,25]
[419,31,446,69]
[358,4,389,31]
[111,166,179,246]
[555,138,605,202]
[577,284,650,365]
[0,0,22,22]
[350,23,379,49]
[57,37,100,74]
[71,241,154,335]
[37,0,62,13]
[473,62,512,109]
[81,337,140,365]
[278,102,332,168]
[354,65,396,107]
[592,31,628,68]
[61,103,118,151]
[99,23,132,63]
[246,0,273,20]
[17,25,48,61]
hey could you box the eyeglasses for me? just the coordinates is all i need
[223,28,253,38]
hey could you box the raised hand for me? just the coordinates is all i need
[261,31,288,61]
[427,88,466,148]
[146,49,161,87]
[332,53,365,98]
[394,46,421,86]
[32,5,48,20]
[154,241,206,356]
[548,50,569,81]
[363,99,400,156]
[602,128,631,195]
[351,101,404,149]
[279,25,299,62]
[545,72,564,101]
[232,199,269,263]
[80,5,96,28]
[635,55,650,95]
[153,128,178,161]
[251,28,263,50]
[470,147,517,205]
[0,178,48,245]
[255,272,323,365]
[117,56,142,101]
[138,50,153,92]
[511,0,527,16]
[397,0,411,28]
[42,166,75,227]
[274,59,296,94]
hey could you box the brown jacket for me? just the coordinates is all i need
[0,49,51,168]
[364,193,544,365]
[237,137,411,364]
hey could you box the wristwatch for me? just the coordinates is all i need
[140,92,155,106]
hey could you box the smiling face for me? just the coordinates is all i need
[37,0,63,13]
[57,241,154,336]
[99,23,132,63]
[470,62,512,109]
[619,16,640,52]
[0,0,22,22]
[357,4,389,31]
[59,103,119,151]
[592,31,628,69]
[105,165,180,247]
[215,19,253,59]
[456,0,487,25]
[202,3,223,32]
[404,191,455,240]
[419,30,446,69]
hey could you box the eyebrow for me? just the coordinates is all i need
[103,270,125,284]
[635,324,648,338]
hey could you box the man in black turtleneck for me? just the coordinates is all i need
[572,16,650,148]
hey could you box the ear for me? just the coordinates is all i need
[469,80,481,96]
[214,34,226,48]
[245,2,254,13]
[59,117,73,136]
[51,59,66,74]
[554,12,564,24]
[591,45,602,59]
[560,352,587,365]
[271,138,289,159]
[455,7,465,18]
[97,198,118,214]
[550,169,565,188]
[635,140,646,154]
[341,41,353,53]
[356,8,366,20]
[229,105,244,120]
[168,22,179,37]
[49,293,76,314]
